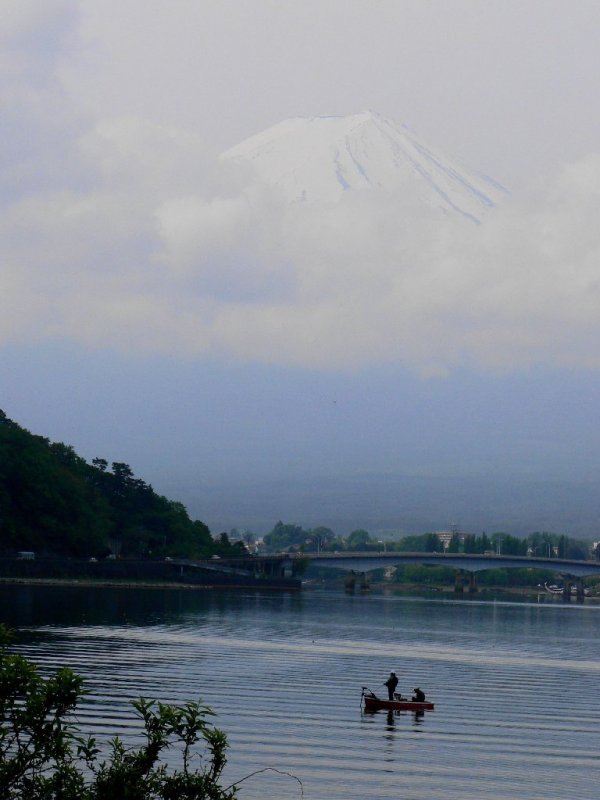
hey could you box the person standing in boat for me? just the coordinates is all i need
[384,671,399,701]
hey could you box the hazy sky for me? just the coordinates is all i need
[69,0,600,186]
[2,1,600,532]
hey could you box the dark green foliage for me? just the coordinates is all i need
[529,530,584,559]
[477,567,556,587]
[489,532,528,556]
[213,533,249,557]
[88,699,236,800]
[0,413,111,556]
[396,533,445,552]
[392,564,456,584]
[266,522,593,564]
[0,410,213,559]
[0,625,237,800]
[0,626,86,799]
[262,521,308,551]
[345,529,372,550]
[463,533,491,553]
[263,521,344,553]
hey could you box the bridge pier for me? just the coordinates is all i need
[342,571,369,591]
[219,553,600,595]
[468,572,479,593]
[562,581,571,602]
[254,559,280,578]
[454,570,464,593]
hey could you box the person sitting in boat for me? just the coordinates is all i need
[412,687,425,702]
[384,671,399,701]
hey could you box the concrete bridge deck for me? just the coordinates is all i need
[294,551,600,577]
[170,551,600,599]
[218,551,600,579]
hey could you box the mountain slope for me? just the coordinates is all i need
[222,110,507,222]
[0,409,213,558]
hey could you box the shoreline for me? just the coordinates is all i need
[2,576,597,600]
[0,576,216,590]
[0,577,299,591]
[316,579,600,599]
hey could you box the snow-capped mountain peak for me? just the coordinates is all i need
[222,111,507,222]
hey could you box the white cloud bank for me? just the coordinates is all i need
[1,3,600,375]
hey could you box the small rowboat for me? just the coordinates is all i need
[361,687,434,712]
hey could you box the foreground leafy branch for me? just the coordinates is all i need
[0,625,238,799]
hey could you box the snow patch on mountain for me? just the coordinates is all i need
[222,111,508,223]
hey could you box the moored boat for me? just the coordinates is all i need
[361,687,434,712]
[542,582,590,596]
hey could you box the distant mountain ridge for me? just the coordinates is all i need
[222,110,508,222]
[172,471,600,540]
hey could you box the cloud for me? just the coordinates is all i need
[1,6,600,375]
[0,3,91,266]
[0,0,74,44]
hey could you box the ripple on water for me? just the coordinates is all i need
[8,588,600,800]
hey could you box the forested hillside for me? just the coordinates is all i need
[0,410,222,559]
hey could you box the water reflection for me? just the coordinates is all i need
[0,584,306,629]
[362,708,428,730]
[412,710,424,726]
[5,587,600,800]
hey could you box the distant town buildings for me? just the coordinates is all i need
[435,530,467,550]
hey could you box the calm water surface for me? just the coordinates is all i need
[3,585,600,800]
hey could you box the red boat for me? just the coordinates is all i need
[361,687,434,712]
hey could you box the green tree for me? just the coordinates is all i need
[528,531,557,558]
[397,533,444,552]
[346,529,371,550]
[0,410,214,560]
[462,533,491,554]
[263,521,308,552]
[393,564,455,584]
[240,531,256,549]
[0,625,238,799]
[490,533,527,556]
[214,532,248,557]
[566,538,590,560]
[306,526,336,551]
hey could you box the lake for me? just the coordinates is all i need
[3,584,600,800]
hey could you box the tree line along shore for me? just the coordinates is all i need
[2,409,599,593]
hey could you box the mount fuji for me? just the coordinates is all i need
[222,111,508,223]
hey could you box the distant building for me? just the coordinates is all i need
[528,544,560,557]
[435,531,467,550]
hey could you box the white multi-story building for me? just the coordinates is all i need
[435,530,467,550]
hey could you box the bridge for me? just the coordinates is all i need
[298,552,600,599]
[174,551,600,599]
[293,551,600,578]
